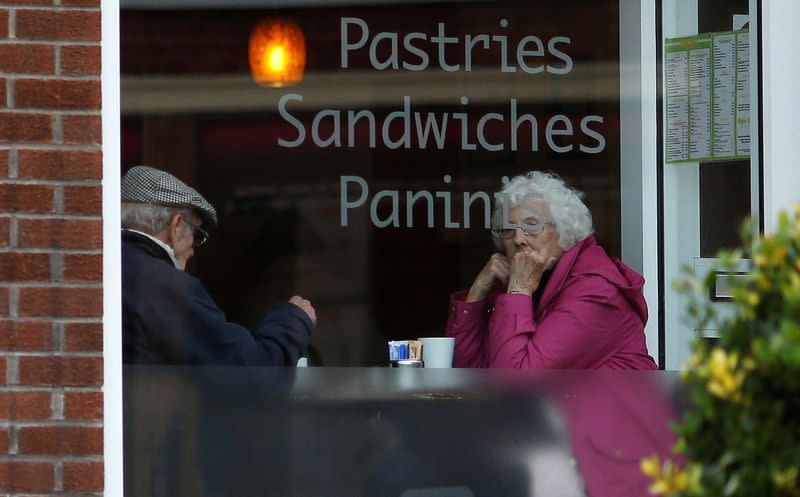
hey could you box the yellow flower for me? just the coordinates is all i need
[789,272,800,292]
[707,348,745,402]
[745,292,760,307]
[649,478,672,495]
[769,245,788,266]
[664,465,690,494]
[641,454,661,478]
[773,466,799,492]
[757,273,771,290]
[754,253,768,267]
[686,464,702,493]
[681,350,706,380]
[639,454,702,495]
[642,456,693,496]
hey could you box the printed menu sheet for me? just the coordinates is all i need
[665,30,750,164]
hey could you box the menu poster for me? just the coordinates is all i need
[665,30,750,164]
[736,32,751,156]
[690,38,712,160]
[712,33,736,157]
[665,45,690,162]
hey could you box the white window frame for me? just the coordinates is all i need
[101,0,800,493]
[101,0,123,494]
[760,0,800,226]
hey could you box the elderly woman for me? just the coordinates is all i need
[445,171,657,369]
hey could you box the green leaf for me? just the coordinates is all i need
[722,472,740,496]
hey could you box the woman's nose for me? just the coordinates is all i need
[513,227,528,245]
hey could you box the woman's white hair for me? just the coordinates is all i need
[121,203,191,235]
[491,171,594,251]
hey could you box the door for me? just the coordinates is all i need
[660,0,760,369]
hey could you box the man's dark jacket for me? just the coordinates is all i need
[122,230,313,365]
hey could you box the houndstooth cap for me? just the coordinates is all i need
[121,166,218,229]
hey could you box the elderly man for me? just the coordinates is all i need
[121,166,316,365]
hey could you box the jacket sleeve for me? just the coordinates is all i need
[144,274,313,366]
[486,275,637,369]
[445,291,489,368]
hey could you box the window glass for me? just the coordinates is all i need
[122,0,624,366]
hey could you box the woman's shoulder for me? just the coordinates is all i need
[571,239,644,289]
[560,245,648,321]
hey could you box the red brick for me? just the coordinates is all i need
[0,320,53,350]
[17,149,101,180]
[62,460,103,491]
[0,11,7,39]
[0,44,55,74]
[0,429,7,452]
[0,0,53,4]
[0,150,7,176]
[0,77,6,108]
[17,218,102,249]
[18,287,102,318]
[15,10,100,42]
[0,183,53,212]
[0,217,9,247]
[64,391,102,420]
[14,79,100,110]
[60,44,100,76]
[63,184,101,215]
[0,287,8,316]
[0,391,51,420]
[0,112,52,143]
[63,253,101,281]
[63,115,101,145]
[0,461,55,492]
[62,0,100,5]
[0,252,50,281]
[18,355,102,386]
[63,322,102,351]
[17,426,102,455]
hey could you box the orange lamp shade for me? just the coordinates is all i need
[249,19,306,87]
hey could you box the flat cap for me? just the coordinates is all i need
[121,166,218,229]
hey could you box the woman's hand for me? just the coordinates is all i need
[466,253,510,302]
[507,248,558,296]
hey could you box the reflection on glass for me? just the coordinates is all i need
[122,1,623,366]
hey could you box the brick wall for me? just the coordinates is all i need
[0,0,104,495]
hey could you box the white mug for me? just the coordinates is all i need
[420,337,455,368]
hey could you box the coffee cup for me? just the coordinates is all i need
[420,337,455,368]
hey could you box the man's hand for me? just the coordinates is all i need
[466,253,510,302]
[507,248,557,296]
[289,295,317,325]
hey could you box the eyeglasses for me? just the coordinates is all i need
[181,218,209,247]
[492,220,555,239]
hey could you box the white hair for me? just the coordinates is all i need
[491,171,594,250]
[121,203,192,235]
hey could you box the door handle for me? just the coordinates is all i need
[709,271,748,302]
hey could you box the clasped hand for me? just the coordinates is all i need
[466,249,557,302]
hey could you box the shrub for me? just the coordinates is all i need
[642,205,800,497]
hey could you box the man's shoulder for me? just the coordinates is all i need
[123,240,175,278]
[122,242,203,293]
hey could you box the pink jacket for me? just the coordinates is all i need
[445,236,657,369]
